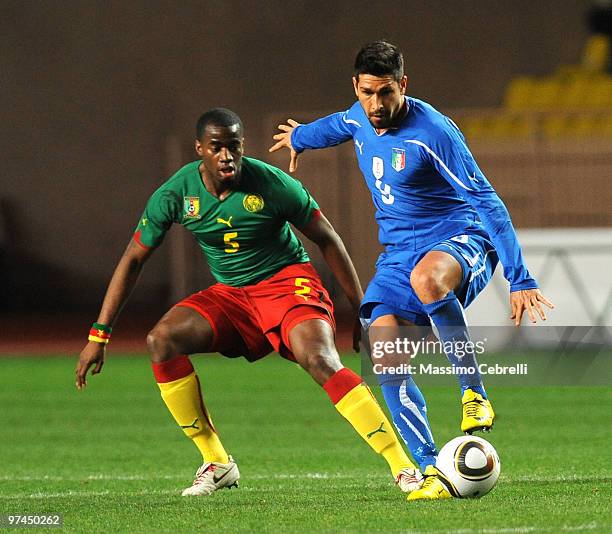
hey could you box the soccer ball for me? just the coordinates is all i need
[435,435,500,498]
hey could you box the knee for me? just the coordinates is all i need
[410,267,448,304]
[146,323,177,363]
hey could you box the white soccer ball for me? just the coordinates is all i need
[435,435,500,498]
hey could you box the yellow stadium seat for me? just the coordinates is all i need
[530,79,562,110]
[582,35,610,72]
[505,77,562,111]
[487,115,514,137]
[571,114,599,136]
[476,113,534,139]
[504,77,535,110]
[559,77,592,110]
[586,77,612,109]
[543,114,568,139]
[510,114,535,138]
[460,116,490,140]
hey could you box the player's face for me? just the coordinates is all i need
[195,123,244,187]
[353,74,408,129]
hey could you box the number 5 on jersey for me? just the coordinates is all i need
[294,277,311,301]
[224,232,239,253]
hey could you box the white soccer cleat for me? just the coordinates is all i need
[395,467,424,493]
[181,456,240,496]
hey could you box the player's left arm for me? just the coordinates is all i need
[425,123,554,325]
[298,212,364,351]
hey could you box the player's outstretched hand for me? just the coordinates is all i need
[76,342,106,390]
[510,289,554,326]
[269,119,301,173]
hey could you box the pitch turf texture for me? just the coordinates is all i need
[1,355,610,533]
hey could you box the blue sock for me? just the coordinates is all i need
[422,291,487,398]
[377,374,437,471]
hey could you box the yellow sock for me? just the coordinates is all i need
[157,372,229,463]
[335,383,416,477]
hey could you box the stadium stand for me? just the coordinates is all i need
[459,35,612,140]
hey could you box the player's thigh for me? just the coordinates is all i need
[287,315,342,386]
[147,306,215,361]
[368,311,431,369]
[429,233,498,306]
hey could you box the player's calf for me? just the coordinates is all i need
[289,317,422,489]
[323,367,421,490]
[287,318,343,385]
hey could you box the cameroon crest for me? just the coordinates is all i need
[243,193,264,213]
[184,196,201,219]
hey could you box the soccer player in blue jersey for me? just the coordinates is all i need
[270,40,554,500]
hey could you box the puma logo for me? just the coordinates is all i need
[366,421,387,439]
[355,138,364,155]
[216,216,233,228]
[180,418,200,430]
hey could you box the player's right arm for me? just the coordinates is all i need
[269,111,354,172]
[76,186,177,389]
[76,239,154,389]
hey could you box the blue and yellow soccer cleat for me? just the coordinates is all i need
[406,465,452,501]
[461,389,495,434]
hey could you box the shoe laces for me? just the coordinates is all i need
[193,463,215,484]
[396,468,419,485]
[464,399,482,418]
[420,473,438,490]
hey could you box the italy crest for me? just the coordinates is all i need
[391,148,406,172]
[184,196,201,219]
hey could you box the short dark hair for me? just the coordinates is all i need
[196,108,243,139]
[354,40,404,82]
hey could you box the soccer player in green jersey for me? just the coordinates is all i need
[76,108,424,497]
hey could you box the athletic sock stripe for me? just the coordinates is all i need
[152,355,194,383]
[399,380,435,443]
[399,412,428,445]
[323,368,362,404]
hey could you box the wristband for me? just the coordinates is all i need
[88,322,112,344]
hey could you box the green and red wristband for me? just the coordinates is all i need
[88,322,113,344]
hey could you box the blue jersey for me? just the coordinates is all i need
[291,96,537,291]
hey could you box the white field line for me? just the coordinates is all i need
[0,473,608,483]
[435,524,602,534]
[0,472,609,502]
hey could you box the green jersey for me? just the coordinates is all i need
[134,157,319,287]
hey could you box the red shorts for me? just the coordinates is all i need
[175,262,335,362]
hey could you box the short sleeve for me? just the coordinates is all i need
[133,188,181,249]
[272,168,320,228]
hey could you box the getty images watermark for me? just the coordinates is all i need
[370,336,527,377]
[360,326,611,386]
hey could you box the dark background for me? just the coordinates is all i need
[0,1,593,316]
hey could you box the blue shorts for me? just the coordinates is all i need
[360,230,499,327]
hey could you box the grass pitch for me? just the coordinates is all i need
[1,355,610,533]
